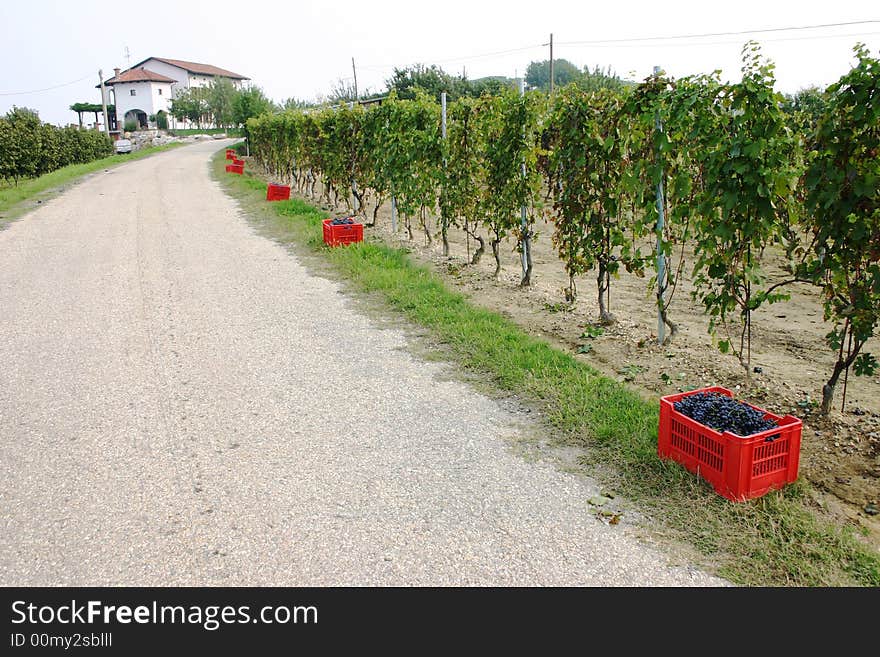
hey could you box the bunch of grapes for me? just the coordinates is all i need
[673,392,778,437]
[330,216,356,225]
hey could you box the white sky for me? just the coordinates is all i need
[2,0,878,126]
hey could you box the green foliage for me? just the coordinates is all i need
[232,86,275,144]
[37,122,61,174]
[207,77,236,130]
[245,43,877,411]
[281,97,318,111]
[359,102,393,221]
[386,64,515,101]
[325,78,363,104]
[547,85,644,318]
[69,102,116,127]
[622,70,698,341]
[575,65,632,93]
[467,76,516,96]
[1,107,42,182]
[173,81,268,132]
[0,107,111,184]
[687,43,802,368]
[319,102,366,211]
[476,89,544,279]
[802,44,880,411]
[69,102,109,113]
[526,59,630,93]
[386,64,462,101]
[781,86,828,136]
[383,91,442,236]
[526,58,582,90]
[440,96,484,241]
[169,87,208,127]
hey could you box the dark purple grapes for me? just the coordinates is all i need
[673,392,777,437]
[330,216,356,225]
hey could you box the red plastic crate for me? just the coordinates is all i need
[658,386,802,501]
[266,183,291,202]
[225,163,243,175]
[225,149,235,160]
[322,218,363,247]
[233,158,245,167]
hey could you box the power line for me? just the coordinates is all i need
[0,73,93,97]
[564,30,880,50]
[355,20,879,77]
[361,43,543,71]
[558,19,880,46]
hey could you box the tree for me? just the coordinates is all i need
[781,86,828,136]
[326,78,358,104]
[282,97,317,110]
[169,88,207,128]
[386,64,464,101]
[465,76,516,97]
[232,86,275,139]
[207,77,236,129]
[575,65,630,93]
[525,59,581,91]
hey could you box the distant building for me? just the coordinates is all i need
[99,57,250,133]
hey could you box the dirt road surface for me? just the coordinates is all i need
[0,141,726,586]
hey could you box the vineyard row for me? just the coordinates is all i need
[247,44,879,414]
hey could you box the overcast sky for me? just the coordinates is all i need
[2,0,878,126]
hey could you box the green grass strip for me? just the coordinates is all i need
[217,154,880,587]
[0,143,187,226]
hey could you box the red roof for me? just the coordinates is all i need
[104,67,176,85]
[135,57,249,80]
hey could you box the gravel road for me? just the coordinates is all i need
[0,141,727,586]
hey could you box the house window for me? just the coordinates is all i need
[158,88,162,95]
[130,89,136,96]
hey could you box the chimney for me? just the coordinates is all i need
[114,67,120,80]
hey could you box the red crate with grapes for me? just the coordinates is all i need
[322,216,363,247]
[658,386,802,501]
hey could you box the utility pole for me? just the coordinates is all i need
[351,57,358,103]
[549,33,555,95]
[98,69,109,137]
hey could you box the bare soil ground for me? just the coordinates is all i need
[283,175,880,550]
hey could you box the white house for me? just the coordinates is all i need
[101,57,250,132]
[103,67,175,131]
